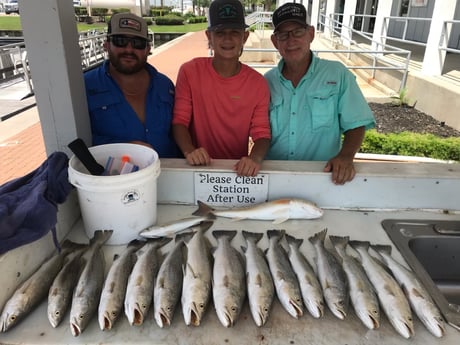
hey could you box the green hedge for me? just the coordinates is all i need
[154,15,184,25]
[111,8,131,14]
[188,16,207,24]
[91,8,109,16]
[361,130,460,161]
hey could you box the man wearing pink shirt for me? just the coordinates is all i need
[172,0,271,177]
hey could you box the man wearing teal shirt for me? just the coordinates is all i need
[265,3,375,185]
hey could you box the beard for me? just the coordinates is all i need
[108,50,147,75]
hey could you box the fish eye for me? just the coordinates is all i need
[372,309,378,315]
[199,303,205,310]
[338,301,344,306]
[111,311,118,317]
[264,307,269,312]
[79,314,84,320]
[231,306,237,312]
[10,315,17,321]
[54,311,60,316]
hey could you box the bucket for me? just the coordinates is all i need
[68,143,160,245]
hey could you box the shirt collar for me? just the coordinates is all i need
[276,51,318,83]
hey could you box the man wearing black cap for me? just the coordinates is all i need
[84,13,179,158]
[172,0,271,177]
[265,3,375,185]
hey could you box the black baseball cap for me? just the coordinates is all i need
[208,0,249,31]
[272,3,308,31]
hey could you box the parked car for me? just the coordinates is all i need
[4,0,19,14]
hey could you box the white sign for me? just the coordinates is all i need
[194,172,269,207]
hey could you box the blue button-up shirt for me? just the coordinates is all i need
[84,60,180,158]
[264,53,375,161]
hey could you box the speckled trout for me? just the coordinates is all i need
[124,237,171,326]
[212,230,246,327]
[266,229,303,319]
[153,237,185,328]
[286,234,325,319]
[349,240,414,339]
[241,231,275,327]
[329,235,380,330]
[47,244,88,328]
[309,229,349,320]
[69,230,113,337]
[181,222,213,326]
[193,198,323,224]
[98,239,144,331]
[372,244,445,338]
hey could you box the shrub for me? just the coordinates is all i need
[111,8,131,14]
[155,15,184,25]
[188,16,207,24]
[91,8,109,17]
[74,6,88,16]
[361,130,460,161]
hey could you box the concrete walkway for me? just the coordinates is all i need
[0,30,390,185]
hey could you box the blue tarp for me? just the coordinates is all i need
[0,151,72,254]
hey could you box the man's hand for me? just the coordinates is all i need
[323,155,356,185]
[234,156,261,177]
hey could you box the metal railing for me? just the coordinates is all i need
[0,30,108,93]
[243,13,411,92]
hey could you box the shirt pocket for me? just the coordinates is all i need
[309,89,337,131]
[87,90,122,114]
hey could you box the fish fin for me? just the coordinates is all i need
[198,220,214,233]
[242,230,263,244]
[272,217,288,224]
[223,275,230,288]
[255,274,263,287]
[410,287,424,299]
[308,228,327,245]
[383,283,396,297]
[348,240,370,252]
[285,234,303,248]
[267,229,285,241]
[212,230,237,241]
[192,200,214,217]
[157,277,165,289]
[275,270,286,281]
[371,244,392,256]
[329,235,349,252]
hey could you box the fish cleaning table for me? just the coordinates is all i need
[1,159,460,345]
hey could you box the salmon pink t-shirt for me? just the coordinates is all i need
[173,57,271,159]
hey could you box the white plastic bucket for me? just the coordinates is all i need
[68,143,160,245]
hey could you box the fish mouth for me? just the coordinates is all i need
[290,300,304,319]
[218,309,233,328]
[100,312,113,331]
[70,321,81,337]
[158,309,171,328]
[186,303,201,327]
[132,306,144,326]
[395,320,415,339]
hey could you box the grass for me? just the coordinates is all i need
[0,16,207,33]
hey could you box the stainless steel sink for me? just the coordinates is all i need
[381,219,460,331]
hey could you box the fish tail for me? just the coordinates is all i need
[242,230,263,244]
[285,233,303,248]
[329,235,349,251]
[370,244,392,256]
[90,229,113,246]
[267,229,285,242]
[175,231,194,243]
[348,240,370,252]
[127,239,145,250]
[308,228,327,245]
[150,236,173,248]
[192,200,214,217]
[199,220,214,233]
[212,230,237,241]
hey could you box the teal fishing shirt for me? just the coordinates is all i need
[264,53,375,161]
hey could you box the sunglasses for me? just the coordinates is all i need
[110,35,148,50]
